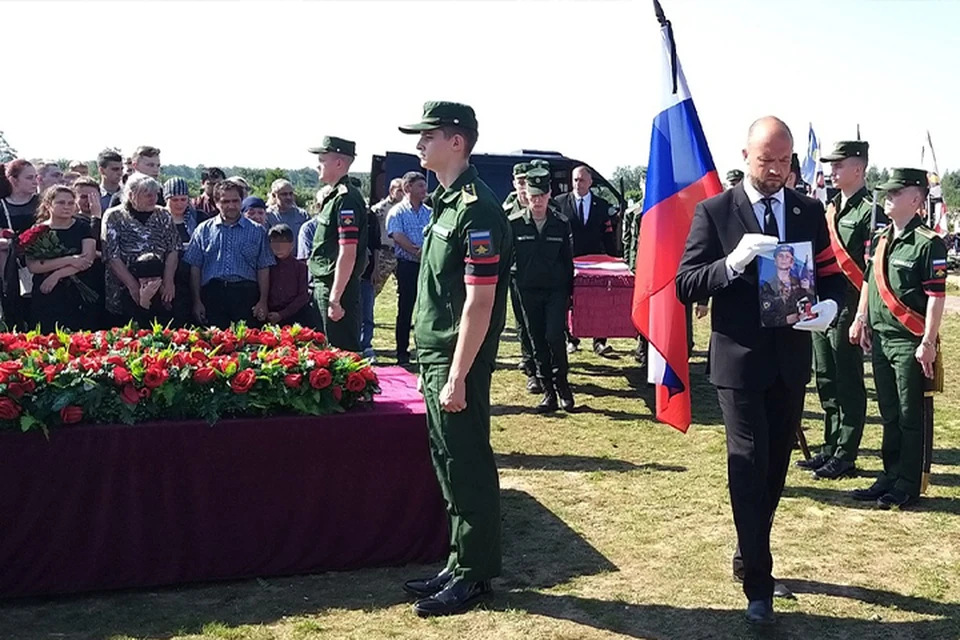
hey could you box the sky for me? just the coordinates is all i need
[3,0,959,180]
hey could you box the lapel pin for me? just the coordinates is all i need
[792,206,801,215]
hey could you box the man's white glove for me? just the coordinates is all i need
[725,234,780,274]
[793,299,838,332]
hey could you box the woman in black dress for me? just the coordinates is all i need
[25,186,97,333]
[1,160,39,329]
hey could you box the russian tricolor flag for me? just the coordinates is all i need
[631,1,722,433]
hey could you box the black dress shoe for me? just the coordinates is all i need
[525,376,543,394]
[536,389,558,413]
[397,353,410,366]
[413,578,491,617]
[877,489,918,510]
[592,339,613,356]
[555,379,575,412]
[403,569,453,598]
[745,599,775,625]
[851,479,892,501]
[812,457,856,480]
[795,451,830,470]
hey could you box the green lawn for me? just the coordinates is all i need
[2,279,959,640]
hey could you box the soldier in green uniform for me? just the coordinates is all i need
[305,136,368,352]
[502,162,540,393]
[502,162,529,216]
[801,141,883,479]
[622,201,649,365]
[849,168,947,508]
[397,101,512,616]
[726,169,744,189]
[510,168,575,412]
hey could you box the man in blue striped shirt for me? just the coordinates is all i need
[386,171,431,364]
[184,181,275,328]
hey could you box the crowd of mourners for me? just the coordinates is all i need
[0,147,403,360]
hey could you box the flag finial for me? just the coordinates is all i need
[653,0,678,94]
[856,124,861,141]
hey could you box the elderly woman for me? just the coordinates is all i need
[266,178,310,238]
[25,186,97,332]
[102,173,180,326]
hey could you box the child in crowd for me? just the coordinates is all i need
[267,224,311,326]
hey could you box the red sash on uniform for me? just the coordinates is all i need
[825,203,865,290]
[874,233,926,337]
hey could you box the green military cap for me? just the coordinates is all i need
[877,167,929,191]
[774,244,795,256]
[525,168,551,196]
[530,159,550,171]
[513,162,530,177]
[820,140,869,163]
[398,101,478,133]
[308,135,356,157]
[726,169,743,182]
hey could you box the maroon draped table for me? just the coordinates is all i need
[0,367,447,599]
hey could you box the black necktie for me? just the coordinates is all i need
[578,198,585,225]
[762,197,780,239]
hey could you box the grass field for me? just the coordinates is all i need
[2,279,959,640]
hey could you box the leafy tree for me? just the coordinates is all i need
[0,130,17,163]
[612,165,647,194]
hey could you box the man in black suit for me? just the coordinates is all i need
[555,166,618,356]
[676,117,844,626]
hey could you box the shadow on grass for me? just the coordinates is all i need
[496,452,686,474]
[781,485,960,515]
[491,586,960,640]
[0,489,618,640]
[860,448,960,467]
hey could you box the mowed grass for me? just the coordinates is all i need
[2,278,959,640]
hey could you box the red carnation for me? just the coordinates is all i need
[113,366,133,386]
[309,368,332,390]
[60,405,83,425]
[143,366,168,389]
[346,372,366,393]
[0,397,22,420]
[331,385,342,402]
[193,367,217,385]
[284,373,303,389]
[120,384,140,405]
[230,369,257,394]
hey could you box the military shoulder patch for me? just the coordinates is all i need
[462,183,478,204]
[502,202,513,212]
[339,209,356,227]
[337,184,349,196]
[933,258,947,279]
[467,230,493,257]
[916,226,937,239]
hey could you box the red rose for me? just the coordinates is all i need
[60,405,83,425]
[280,355,300,369]
[15,224,50,256]
[311,351,334,368]
[6,382,26,399]
[309,368,332,390]
[22,379,35,394]
[143,366,168,389]
[106,355,125,366]
[120,384,140,405]
[139,387,151,399]
[346,372,366,393]
[0,397,22,420]
[43,365,61,383]
[331,385,342,402]
[295,328,315,343]
[284,373,303,389]
[360,366,377,382]
[113,367,133,386]
[259,333,279,348]
[230,369,257,394]
[193,367,217,385]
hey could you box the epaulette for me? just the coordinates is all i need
[916,226,938,240]
[461,183,478,204]
[502,202,513,212]
[337,184,349,196]
[507,211,525,222]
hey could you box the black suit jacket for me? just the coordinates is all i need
[555,192,617,257]
[675,184,844,391]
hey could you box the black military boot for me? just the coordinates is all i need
[555,377,575,412]
[536,380,558,413]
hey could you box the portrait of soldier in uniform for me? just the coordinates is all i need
[759,243,816,327]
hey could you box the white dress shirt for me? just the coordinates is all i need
[575,191,593,224]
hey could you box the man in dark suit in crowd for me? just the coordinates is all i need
[555,165,618,356]
[676,116,844,626]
